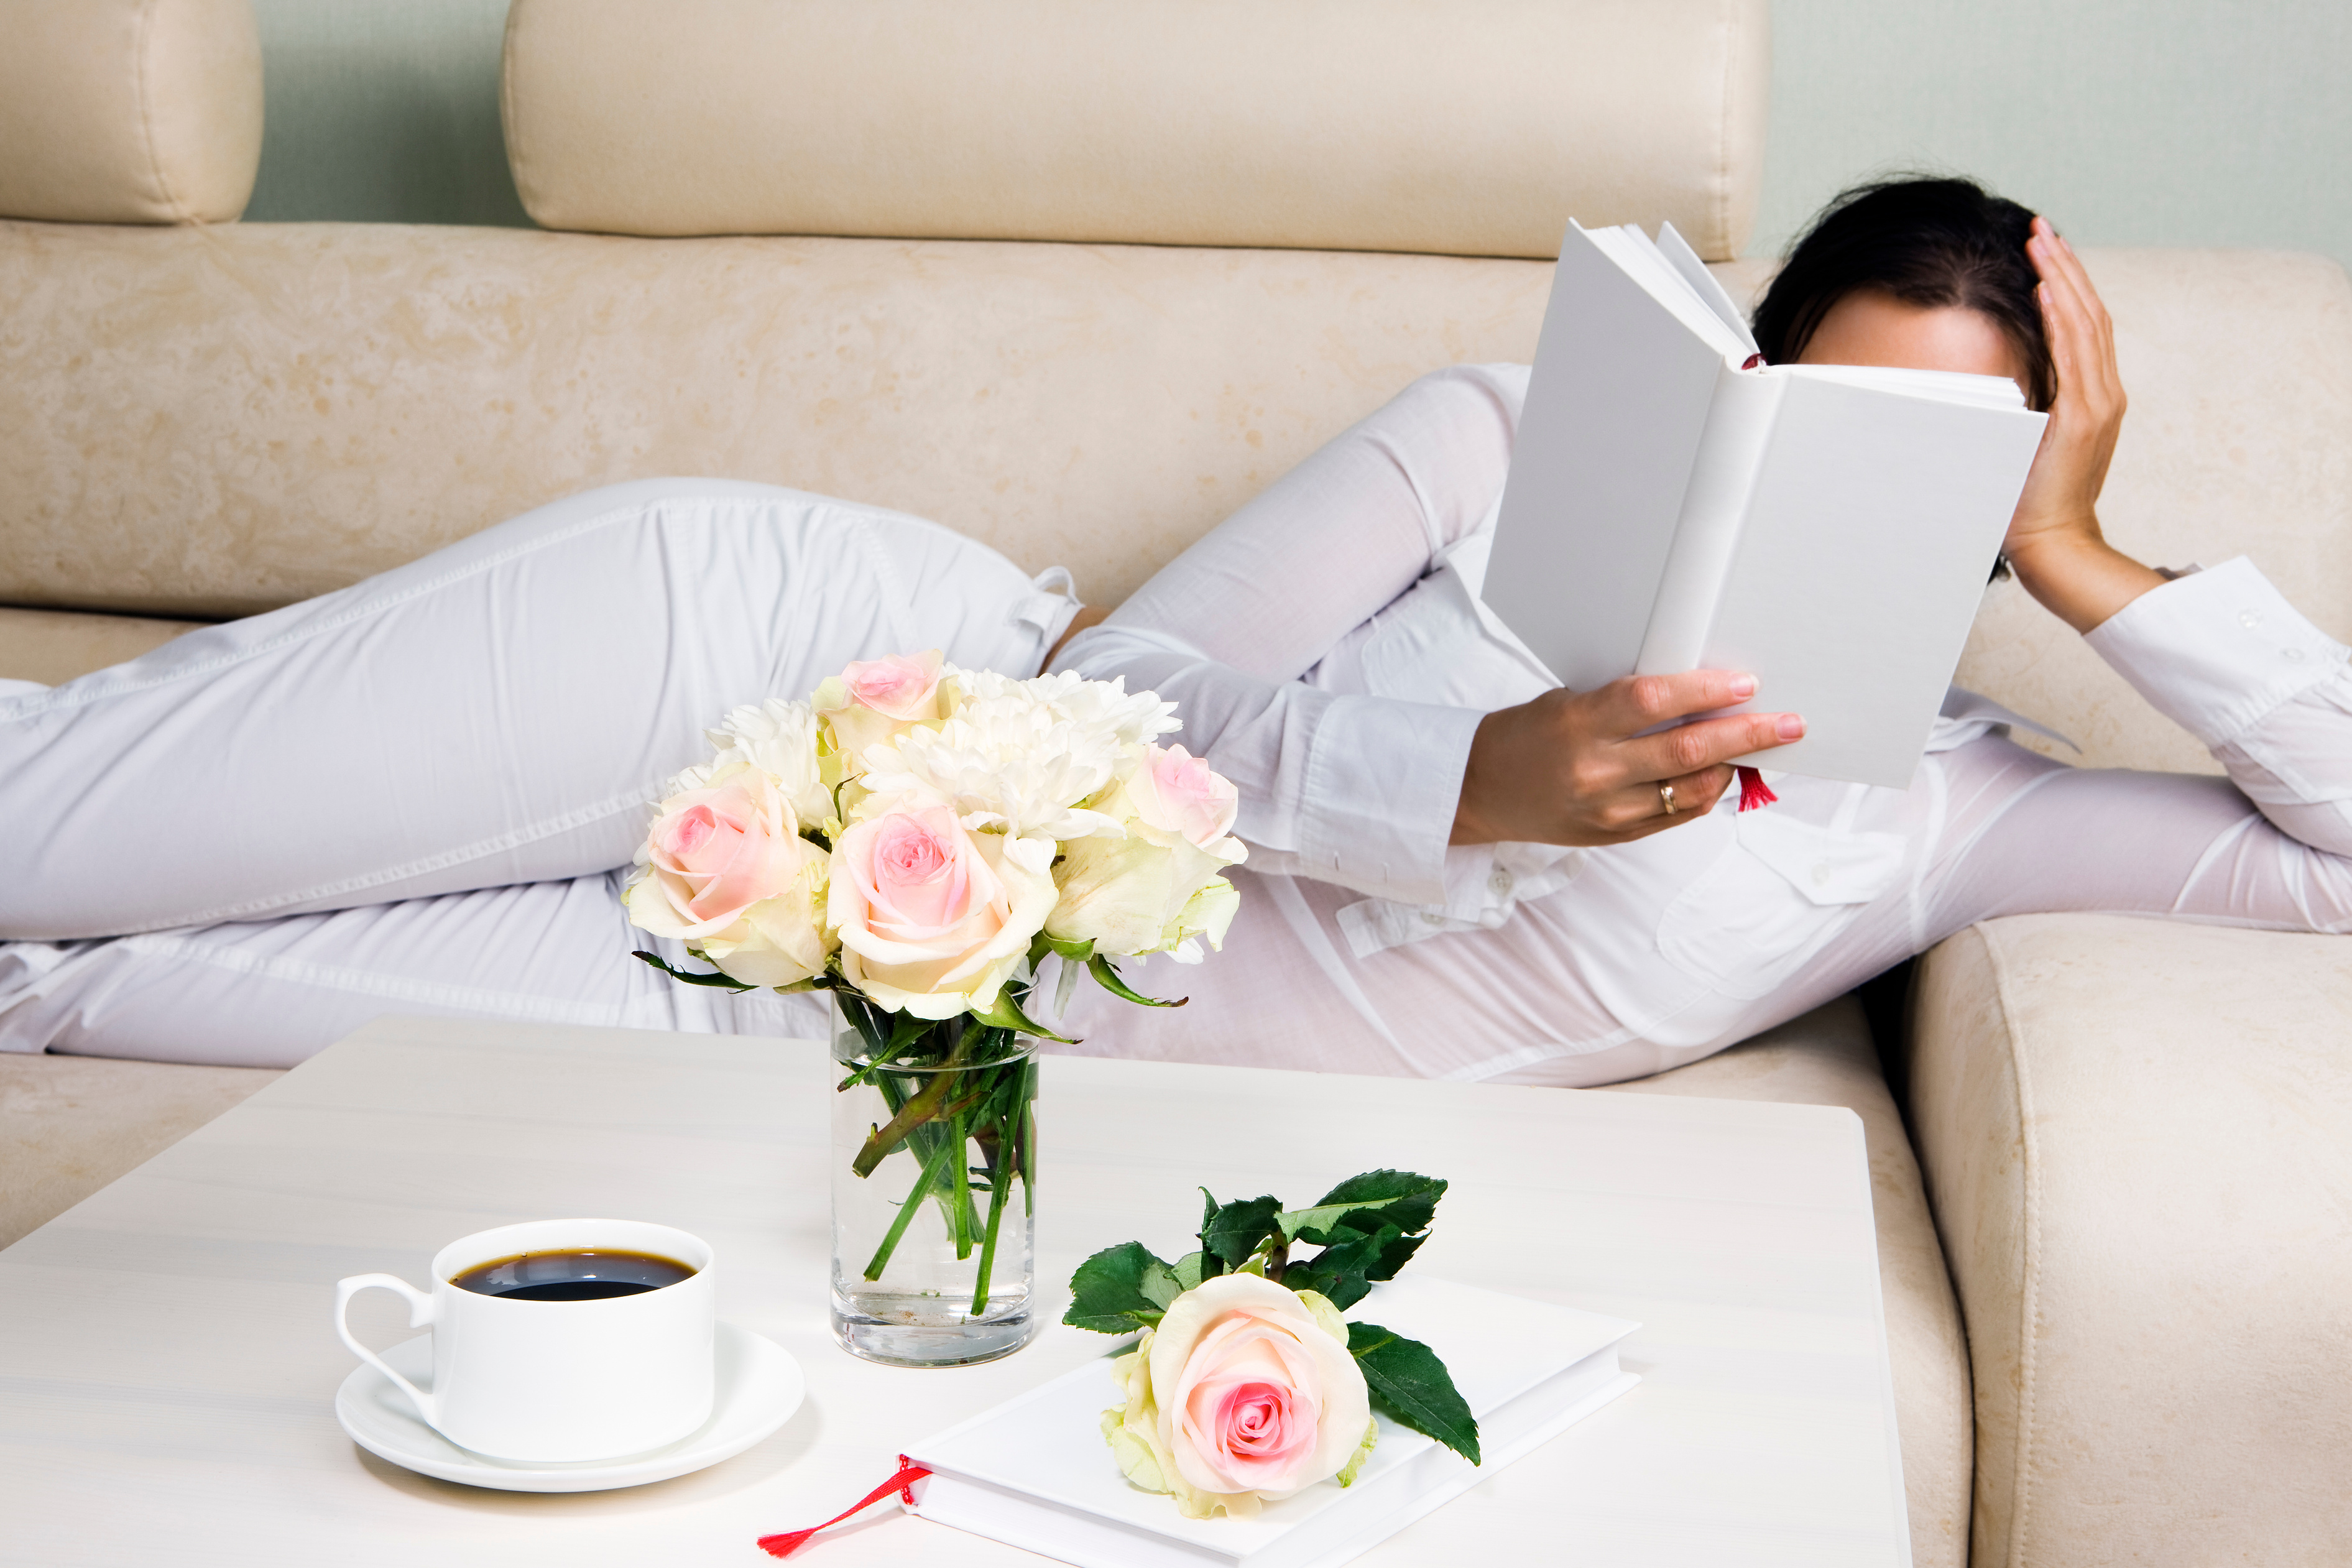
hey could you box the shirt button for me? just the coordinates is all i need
[1421,910,1447,927]
[1488,867,1514,897]
[2240,609,2266,629]
[1811,863,1832,888]
[2284,646,2307,662]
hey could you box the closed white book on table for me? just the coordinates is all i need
[903,1274,1639,1568]
[1482,219,2049,788]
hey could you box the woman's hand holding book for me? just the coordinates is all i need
[1450,669,1803,847]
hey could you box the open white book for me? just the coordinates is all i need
[1481,220,2049,788]
[903,1274,1639,1568]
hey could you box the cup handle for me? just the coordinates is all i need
[335,1273,440,1426]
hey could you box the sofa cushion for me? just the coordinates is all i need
[1599,995,1971,1568]
[0,0,262,225]
[502,0,1767,261]
[0,221,1557,617]
[1907,915,2352,1567]
[0,606,200,686]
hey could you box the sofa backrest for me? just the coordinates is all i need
[0,0,262,225]
[501,0,1770,262]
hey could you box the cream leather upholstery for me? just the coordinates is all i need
[0,607,194,685]
[501,0,1769,261]
[1602,995,1971,1568]
[0,0,262,225]
[0,221,1552,619]
[1909,917,2352,1567]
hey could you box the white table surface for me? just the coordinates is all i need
[0,1017,1909,1567]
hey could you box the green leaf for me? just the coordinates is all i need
[1063,1241,1172,1334]
[1138,1259,1184,1311]
[1279,1170,1447,1247]
[1349,1321,1481,1465]
[1202,1194,1283,1268]
[1282,1261,1371,1310]
[968,985,1077,1044]
[1171,1251,1212,1292]
[1028,930,1097,966]
[1087,955,1186,1008]
[631,950,755,992]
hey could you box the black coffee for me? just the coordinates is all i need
[451,1248,696,1303]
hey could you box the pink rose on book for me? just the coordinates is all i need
[625,762,830,986]
[829,793,1056,1019]
[813,650,948,770]
[1102,1273,1374,1519]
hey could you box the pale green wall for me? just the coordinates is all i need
[242,0,522,226]
[241,0,2352,277]
[1756,0,2352,267]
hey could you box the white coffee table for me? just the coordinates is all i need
[0,1016,1910,1566]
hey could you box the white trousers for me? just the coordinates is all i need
[0,480,1074,1064]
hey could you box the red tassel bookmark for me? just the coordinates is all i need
[1736,765,1778,812]
[757,1457,932,1559]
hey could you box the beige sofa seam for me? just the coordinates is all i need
[131,0,193,225]
[1973,919,2042,1568]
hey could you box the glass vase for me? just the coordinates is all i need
[828,992,1040,1366]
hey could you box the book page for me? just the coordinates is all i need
[1485,223,1734,693]
[1654,222,1761,359]
[1635,363,1786,674]
[1700,377,2047,787]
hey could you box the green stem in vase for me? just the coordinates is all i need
[949,1105,974,1260]
[863,1123,960,1281]
[852,1033,972,1178]
[971,1143,1012,1316]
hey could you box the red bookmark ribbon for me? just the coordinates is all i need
[1736,765,1778,812]
[757,1457,932,1559]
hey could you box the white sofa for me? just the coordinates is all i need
[3,3,2347,1564]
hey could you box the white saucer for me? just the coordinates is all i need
[334,1321,805,1493]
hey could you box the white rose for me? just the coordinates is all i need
[1046,745,1245,959]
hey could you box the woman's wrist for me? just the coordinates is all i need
[2004,520,2167,635]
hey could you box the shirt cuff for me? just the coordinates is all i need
[1295,695,1483,904]
[2085,556,2350,748]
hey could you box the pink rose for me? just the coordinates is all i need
[625,763,832,987]
[813,650,948,770]
[1103,1273,1373,1519]
[1126,744,1239,848]
[828,793,1056,1019]
[637,771,803,931]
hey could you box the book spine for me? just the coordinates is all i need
[1632,364,1786,675]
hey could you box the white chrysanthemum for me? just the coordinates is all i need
[858,668,1179,841]
[703,698,831,830]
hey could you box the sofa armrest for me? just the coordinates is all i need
[1906,914,2352,1568]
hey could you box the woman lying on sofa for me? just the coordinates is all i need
[2,178,2346,1074]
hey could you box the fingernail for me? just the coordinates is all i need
[1776,714,1805,740]
[1728,674,1758,698]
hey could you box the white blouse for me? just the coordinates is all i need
[1055,366,2352,1086]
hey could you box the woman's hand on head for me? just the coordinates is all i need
[1450,670,1803,848]
[2004,218,2165,632]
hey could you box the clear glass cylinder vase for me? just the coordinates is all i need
[828,992,1039,1366]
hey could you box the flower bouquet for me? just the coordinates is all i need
[622,650,1247,1363]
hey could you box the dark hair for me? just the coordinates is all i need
[1752,177,2054,411]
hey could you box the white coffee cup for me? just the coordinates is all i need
[334,1218,715,1463]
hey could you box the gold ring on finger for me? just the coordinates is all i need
[1658,782,1677,816]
